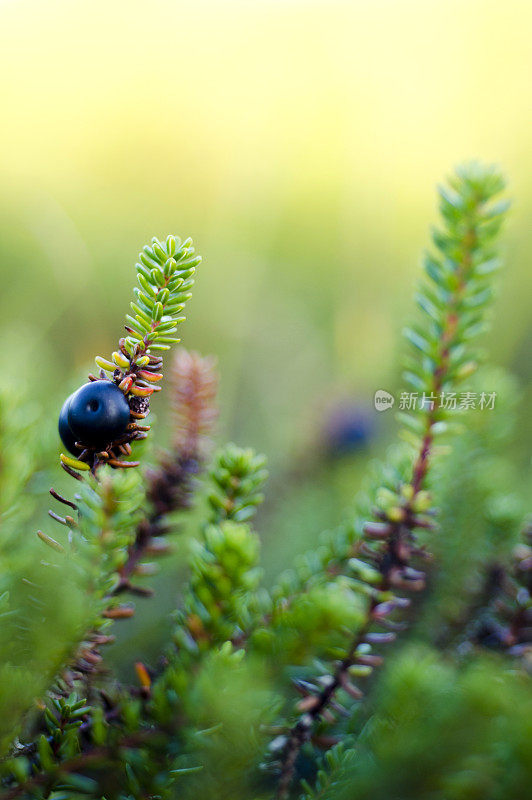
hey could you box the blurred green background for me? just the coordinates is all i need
[1,0,531,661]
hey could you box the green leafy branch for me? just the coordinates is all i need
[39,352,218,696]
[1,428,248,800]
[402,162,509,488]
[59,235,200,476]
[207,444,268,524]
[39,237,204,682]
[271,163,510,799]
[173,443,269,657]
[299,741,356,800]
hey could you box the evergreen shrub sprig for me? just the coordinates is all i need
[269,163,512,798]
[58,235,200,477]
[0,163,530,800]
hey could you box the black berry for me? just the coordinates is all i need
[64,380,131,449]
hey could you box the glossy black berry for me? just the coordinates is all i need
[58,392,79,455]
[65,380,131,449]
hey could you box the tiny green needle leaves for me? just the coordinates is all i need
[400,162,509,467]
[128,234,201,353]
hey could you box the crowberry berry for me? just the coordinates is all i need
[59,380,131,452]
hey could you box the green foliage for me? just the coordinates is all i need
[256,576,367,669]
[76,469,143,581]
[419,367,527,644]
[0,389,90,756]
[124,234,200,354]
[65,468,146,631]
[176,520,263,651]
[332,647,532,800]
[0,164,530,800]
[300,742,357,800]
[174,444,268,654]
[176,647,279,800]
[401,162,509,456]
[208,444,268,523]
[0,387,42,523]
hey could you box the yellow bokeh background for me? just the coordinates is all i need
[1,0,531,461]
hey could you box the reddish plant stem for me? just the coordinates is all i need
[274,614,374,800]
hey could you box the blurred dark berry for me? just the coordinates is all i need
[323,403,373,457]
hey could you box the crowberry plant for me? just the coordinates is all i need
[0,164,530,800]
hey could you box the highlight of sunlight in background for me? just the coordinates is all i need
[1,0,531,463]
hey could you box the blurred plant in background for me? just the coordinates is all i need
[0,163,530,799]
[2,0,532,465]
